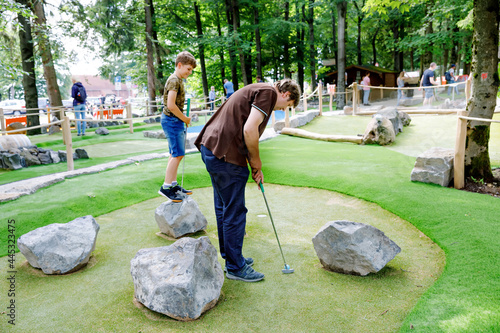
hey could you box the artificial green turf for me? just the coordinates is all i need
[0,185,444,332]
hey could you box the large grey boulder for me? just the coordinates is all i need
[376,109,403,134]
[155,196,208,238]
[312,220,401,276]
[130,237,224,321]
[362,115,396,145]
[410,147,454,187]
[0,134,31,150]
[17,215,100,274]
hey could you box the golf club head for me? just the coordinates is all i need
[282,264,294,274]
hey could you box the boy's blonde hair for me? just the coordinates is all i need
[176,51,197,68]
[274,78,301,108]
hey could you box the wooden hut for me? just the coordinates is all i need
[323,65,399,101]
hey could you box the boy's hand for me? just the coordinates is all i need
[185,116,191,126]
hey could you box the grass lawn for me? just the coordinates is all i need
[1,114,499,332]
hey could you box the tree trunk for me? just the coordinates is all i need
[151,1,163,92]
[336,1,347,109]
[17,0,40,135]
[296,2,305,92]
[284,1,291,78]
[145,0,157,115]
[372,27,379,65]
[331,5,337,64]
[225,0,239,90]
[464,0,499,181]
[308,0,316,91]
[194,2,209,103]
[216,11,226,91]
[232,0,248,86]
[253,1,262,80]
[353,1,364,66]
[32,0,62,109]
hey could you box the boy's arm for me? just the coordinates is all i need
[166,90,191,125]
[244,107,266,185]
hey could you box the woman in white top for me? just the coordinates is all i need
[397,71,405,106]
[361,72,371,106]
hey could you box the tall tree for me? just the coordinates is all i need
[17,0,39,134]
[194,2,209,101]
[336,0,347,109]
[283,1,291,78]
[352,0,365,65]
[216,10,226,90]
[307,0,316,91]
[296,1,305,92]
[144,0,157,115]
[32,0,62,108]
[464,0,499,181]
[253,0,262,80]
[232,0,248,85]
[225,0,239,89]
[151,1,164,91]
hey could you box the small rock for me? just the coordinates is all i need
[95,128,109,135]
[155,196,208,238]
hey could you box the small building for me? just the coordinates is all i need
[323,65,399,101]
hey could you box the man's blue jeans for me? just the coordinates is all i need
[200,145,248,271]
[74,103,86,135]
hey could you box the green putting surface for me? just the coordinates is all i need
[0,185,443,332]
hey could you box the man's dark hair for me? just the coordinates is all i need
[274,79,301,108]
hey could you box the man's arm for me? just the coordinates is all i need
[430,75,439,85]
[244,107,266,184]
[166,90,191,125]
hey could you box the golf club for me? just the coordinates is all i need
[259,182,294,274]
[181,98,190,188]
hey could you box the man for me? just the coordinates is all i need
[419,62,439,106]
[223,79,234,99]
[195,79,300,282]
[71,77,87,136]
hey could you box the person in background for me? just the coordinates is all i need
[71,77,87,136]
[397,71,406,106]
[223,79,234,99]
[209,86,216,111]
[419,62,439,106]
[447,64,459,95]
[361,72,371,106]
[256,75,263,83]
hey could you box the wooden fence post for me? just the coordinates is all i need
[285,106,290,128]
[62,116,74,171]
[99,105,104,120]
[454,110,468,189]
[0,108,5,135]
[126,102,133,133]
[303,91,308,112]
[318,81,323,116]
[352,82,358,115]
[465,77,472,104]
[272,110,275,126]
[292,106,295,117]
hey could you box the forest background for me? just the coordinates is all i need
[0,0,476,104]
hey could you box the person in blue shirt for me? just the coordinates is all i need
[419,62,439,107]
[223,79,234,99]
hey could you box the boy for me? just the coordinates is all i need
[195,79,301,282]
[158,51,197,202]
[208,86,216,111]
[71,77,87,136]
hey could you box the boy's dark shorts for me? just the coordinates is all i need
[161,113,185,157]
